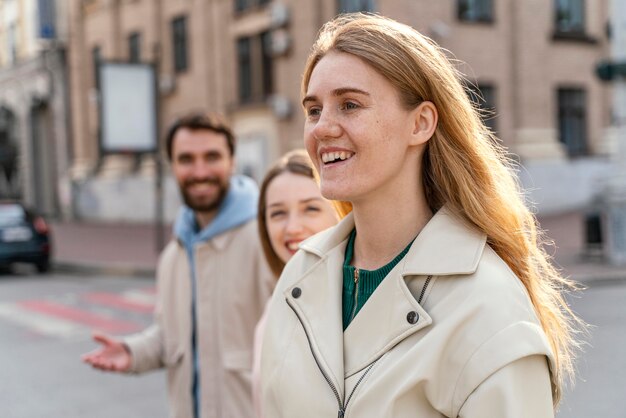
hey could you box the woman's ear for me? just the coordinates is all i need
[410,101,438,146]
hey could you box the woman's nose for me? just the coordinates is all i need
[311,109,342,140]
[284,213,304,235]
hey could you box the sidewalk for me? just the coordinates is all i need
[50,220,171,277]
[537,211,626,284]
[49,211,626,283]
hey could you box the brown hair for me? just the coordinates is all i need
[165,111,235,160]
[302,13,584,404]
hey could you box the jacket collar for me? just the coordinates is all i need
[289,206,488,384]
[176,226,236,252]
[300,205,487,276]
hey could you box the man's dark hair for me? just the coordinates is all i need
[165,112,235,160]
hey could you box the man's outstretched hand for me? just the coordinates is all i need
[82,332,132,372]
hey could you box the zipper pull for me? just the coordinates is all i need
[338,408,345,418]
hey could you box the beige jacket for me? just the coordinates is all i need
[125,220,274,418]
[260,208,556,417]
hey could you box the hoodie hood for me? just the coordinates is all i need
[174,174,259,249]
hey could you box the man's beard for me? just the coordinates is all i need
[180,177,229,213]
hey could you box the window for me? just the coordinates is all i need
[467,84,498,133]
[128,32,141,63]
[555,0,585,34]
[237,32,273,104]
[337,0,375,13]
[557,88,587,157]
[235,0,270,13]
[458,0,493,23]
[172,16,188,73]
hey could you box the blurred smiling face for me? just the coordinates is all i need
[265,171,338,264]
[171,128,234,213]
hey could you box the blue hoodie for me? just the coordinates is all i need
[173,174,259,418]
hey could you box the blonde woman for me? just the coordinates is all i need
[259,14,582,418]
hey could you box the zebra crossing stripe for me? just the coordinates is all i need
[82,292,154,314]
[18,300,143,334]
[0,303,84,337]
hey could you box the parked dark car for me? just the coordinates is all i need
[0,201,51,273]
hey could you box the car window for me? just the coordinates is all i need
[0,204,26,226]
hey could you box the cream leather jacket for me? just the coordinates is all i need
[260,208,556,417]
[125,220,274,418]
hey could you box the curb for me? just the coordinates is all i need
[52,260,156,278]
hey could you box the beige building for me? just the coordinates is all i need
[0,0,70,217]
[67,0,613,221]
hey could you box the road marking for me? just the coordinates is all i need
[121,288,156,306]
[0,303,84,338]
[18,300,143,334]
[83,292,154,314]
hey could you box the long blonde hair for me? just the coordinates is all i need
[303,13,583,404]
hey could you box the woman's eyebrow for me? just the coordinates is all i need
[302,87,370,107]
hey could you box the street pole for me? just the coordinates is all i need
[603,0,626,265]
[154,43,165,253]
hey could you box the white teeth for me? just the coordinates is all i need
[321,151,354,163]
[286,242,300,251]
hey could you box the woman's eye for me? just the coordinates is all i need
[306,107,321,117]
[341,101,359,111]
[305,206,321,213]
[269,210,286,219]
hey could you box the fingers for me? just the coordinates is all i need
[92,331,115,346]
[82,353,124,372]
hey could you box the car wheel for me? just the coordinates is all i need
[35,260,50,274]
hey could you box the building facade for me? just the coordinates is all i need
[67,0,612,221]
[0,0,71,218]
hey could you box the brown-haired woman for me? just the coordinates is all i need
[259,13,583,418]
[252,149,339,416]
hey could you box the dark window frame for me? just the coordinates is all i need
[552,0,597,43]
[557,87,588,158]
[237,31,274,104]
[337,0,376,14]
[171,15,188,73]
[457,0,494,24]
[128,32,141,63]
[554,0,585,34]
[235,0,271,14]
[467,82,498,134]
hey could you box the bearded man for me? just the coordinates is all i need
[82,112,274,418]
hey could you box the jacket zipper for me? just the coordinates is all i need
[286,298,343,414]
[287,296,378,418]
[339,359,378,417]
[349,267,360,324]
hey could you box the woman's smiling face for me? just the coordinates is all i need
[265,171,338,264]
[302,51,421,203]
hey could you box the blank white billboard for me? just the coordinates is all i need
[99,62,157,153]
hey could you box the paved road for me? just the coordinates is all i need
[0,267,167,418]
[556,277,626,418]
[0,267,624,417]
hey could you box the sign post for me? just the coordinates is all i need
[98,61,164,252]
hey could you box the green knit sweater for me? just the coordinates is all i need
[342,229,415,330]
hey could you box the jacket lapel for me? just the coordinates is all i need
[342,268,433,376]
[292,206,488,383]
[283,241,347,400]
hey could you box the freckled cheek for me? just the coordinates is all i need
[303,139,319,167]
